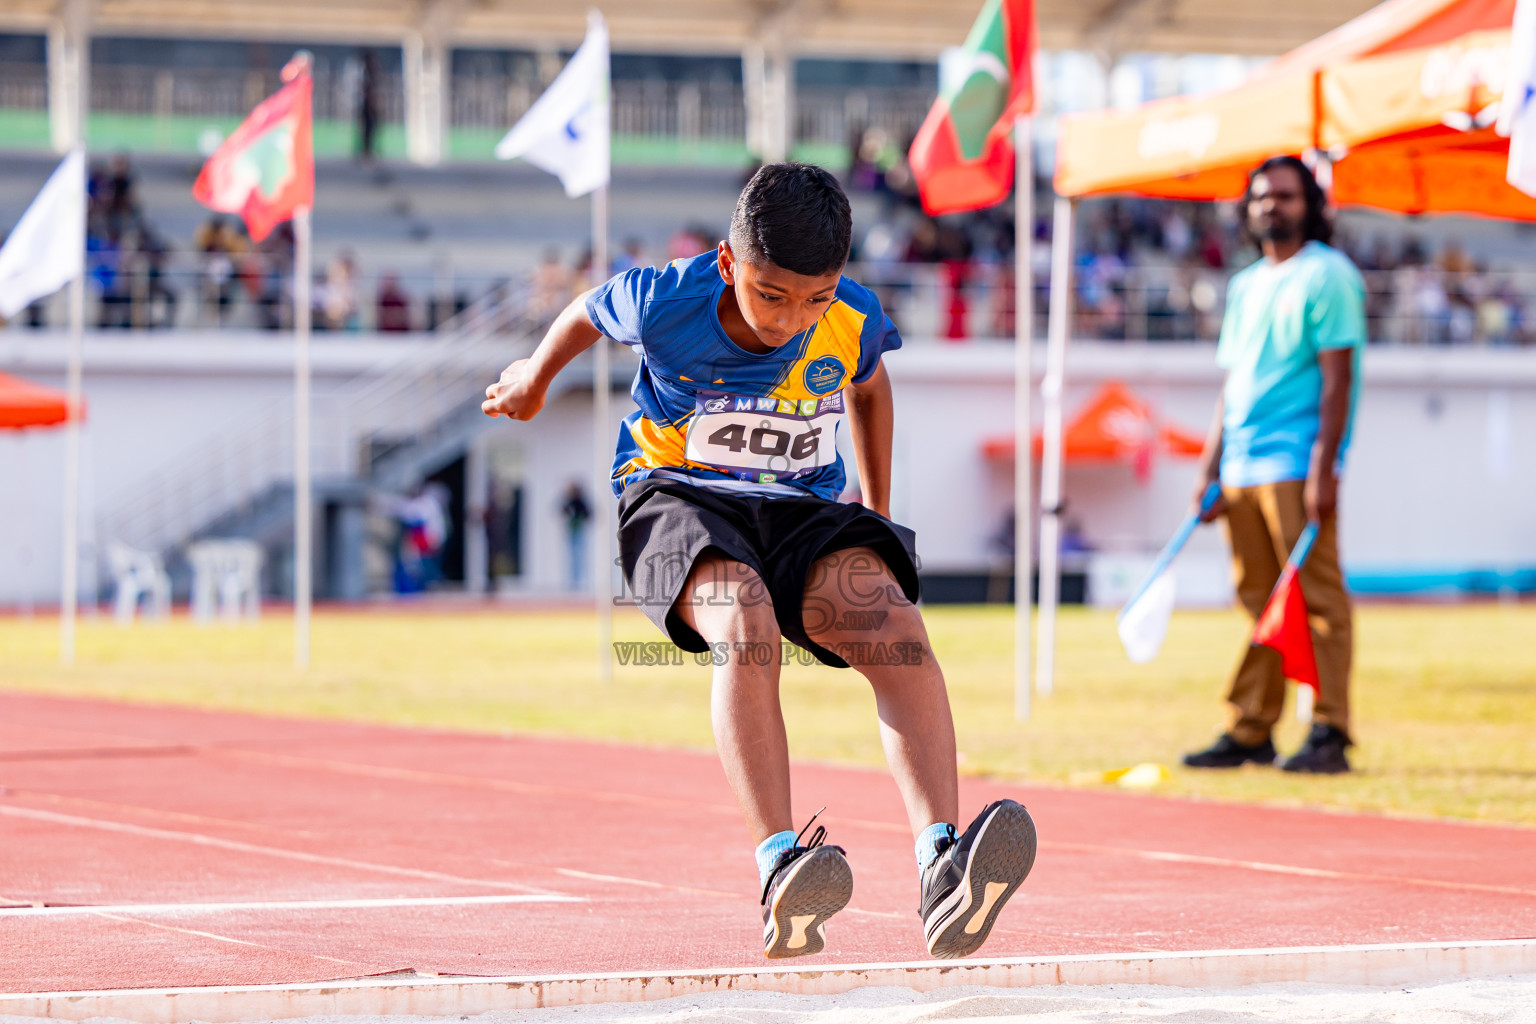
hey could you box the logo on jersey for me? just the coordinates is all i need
[804,356,846,395]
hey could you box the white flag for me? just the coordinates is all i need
[1116,568,1177,665]
[496,12,610,197]
[1498,0,1536,196]
[0,148,85,319]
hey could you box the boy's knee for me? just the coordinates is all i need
[679,557,779,645]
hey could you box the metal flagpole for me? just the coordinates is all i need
[1035,196,1075,696]
[59,248,84,666]
[593,184,612,684]
[293,205,313,671]
[1012,115,1034,720]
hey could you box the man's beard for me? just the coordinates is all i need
[1252,217,1300,244]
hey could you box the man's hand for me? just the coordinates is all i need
[1194,478,1227,524]
[482,358,546,421]
[1304,468,1338,522]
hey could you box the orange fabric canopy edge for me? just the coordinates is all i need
[1318,25,1536,219]
[0,371,80,429]
[1054,0,1518,202]
[982,382,1204,462]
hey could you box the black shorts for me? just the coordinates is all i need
[615,477,920,668]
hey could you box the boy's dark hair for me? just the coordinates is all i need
[1239,155,1332,246]
[729,163,851,276]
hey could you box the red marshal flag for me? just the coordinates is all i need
[908,0,1035,216]
[193,56,314,242]
[1251,563,1320,691]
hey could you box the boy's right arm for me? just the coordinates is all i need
[482,289,604,421]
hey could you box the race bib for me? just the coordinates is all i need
[683,390,844,483]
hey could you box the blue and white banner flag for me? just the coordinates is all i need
[1498,0,1536,196]
[0,148,84,319]
[1116,482,1222,664]
[495,11,610,197]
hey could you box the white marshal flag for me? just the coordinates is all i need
[496,12,610,197]
[1498,0,1536,196]
[0,148,85,319]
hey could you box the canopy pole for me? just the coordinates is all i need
[1036,196,1075,697]
[59,256,84,666]
[1012,115,1034,720]
[293,205,312,671]
[593,183,612,685]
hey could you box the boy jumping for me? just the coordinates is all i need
[483,164,1037,960]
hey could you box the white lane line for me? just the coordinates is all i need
[2,894,583,918]
[1042,839,1536,898]
[0,803,564,896]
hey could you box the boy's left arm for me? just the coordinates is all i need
[846,359,894,518]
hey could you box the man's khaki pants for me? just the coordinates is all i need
[1222,479,1353,745]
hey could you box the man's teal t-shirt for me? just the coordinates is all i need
[1215,241,1366,487]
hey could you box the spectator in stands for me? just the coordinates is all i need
[356,49,382,163]
[532,248,573,327]
[195,215,244,326]
[612,237,646,275]
[321,250,360,331]
[376,273,412,332]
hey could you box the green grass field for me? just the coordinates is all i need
[2,603,1532,826]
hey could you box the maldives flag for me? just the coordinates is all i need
[1251,528,1321,691]
[193,55,314,242]
[908,0,1035,216]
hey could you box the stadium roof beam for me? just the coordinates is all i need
[2,1,1383,59]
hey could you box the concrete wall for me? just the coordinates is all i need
[3,332,1534,605]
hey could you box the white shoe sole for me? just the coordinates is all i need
[923,801,1038,959]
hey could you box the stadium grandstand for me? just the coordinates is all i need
[0,0,1532,611]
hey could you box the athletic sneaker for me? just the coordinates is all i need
[919,799,1038,959]
[759,814,853,959]
[1280,723,1351,774]
[1182,733,1278,769]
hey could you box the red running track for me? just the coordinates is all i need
[2,692,1534,993]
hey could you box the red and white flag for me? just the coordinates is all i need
[193,54,314,241]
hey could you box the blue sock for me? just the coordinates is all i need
[916,822,954,871]
[755,830,797,885]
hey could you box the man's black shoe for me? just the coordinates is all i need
[760,813,852,959]
[1281,723,1352,774]
[1182,733,1278,769]
[919,799,1037,959]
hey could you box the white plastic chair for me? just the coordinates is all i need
[106,542,171,625]
[187,540,264,624]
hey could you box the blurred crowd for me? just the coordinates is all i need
[3,154,468,333]
[4,149,1534,346]
[839,126,1536,346]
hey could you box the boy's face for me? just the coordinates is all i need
[717,242,841,348]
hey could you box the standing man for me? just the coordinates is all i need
[1183,156,1364,775]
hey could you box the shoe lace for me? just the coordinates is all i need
[760,807,831,905]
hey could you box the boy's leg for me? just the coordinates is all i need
[675,550,852,959]
[672,552,792,843]
[800,546,958,837]
[802,545,1035,959]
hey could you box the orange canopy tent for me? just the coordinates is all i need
[0,371,80,430]
[982,382,1203,464]
[1054,0,1524,218]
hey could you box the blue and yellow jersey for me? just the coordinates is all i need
[586,251,902,500]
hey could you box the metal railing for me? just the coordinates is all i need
[99,277,537,557]
[848,261,1536,346]
[3,251,509,334]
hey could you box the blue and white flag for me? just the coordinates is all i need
[1498,0,1536,196]
[496,11,610,197]
[1116,482,1222,664]
[0,148,84,319]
